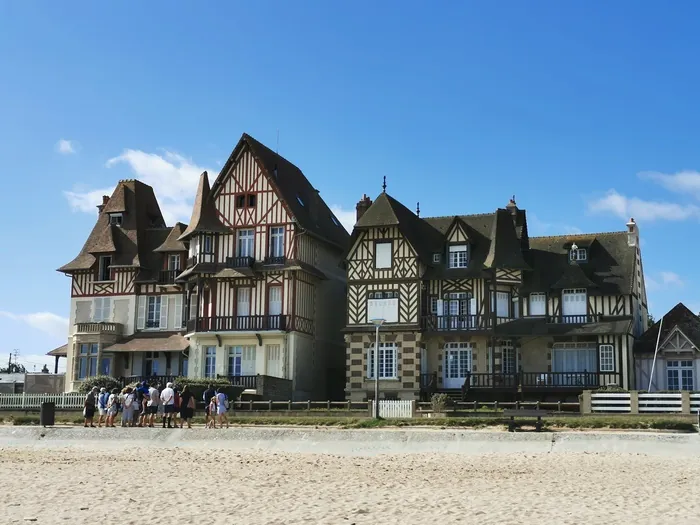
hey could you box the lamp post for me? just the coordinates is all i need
[370,318,385,419]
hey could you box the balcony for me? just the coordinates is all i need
[547,314,600,324]
[186,315,289,333]
[263,256,286,266]
[457,371,620,391]
[158,269,180,285]
[422,315,492,332]
[186,256,197,268]
[75,322,122,335]
[225,256,255,269]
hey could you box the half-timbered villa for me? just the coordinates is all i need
[58,180,190,393]
[344,188,648,401]
[178,133,349,400]
[635,303,700,391]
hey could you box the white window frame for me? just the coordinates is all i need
[529,293,546,316]
[268,286,282,316]
[98,255,112,281]
[569,248,587,262]
[237,287,251,317]
[109,213,123,226]
[375,242,392,269]
[562,288,587,319]
[237,229,255,258]
[599,344,615,372]
[432,253,441,263]
[367,343,398,380]
[367,294,399,323]
[448,245,468,268]
[146,296,162,329]
[168,254,181,271]
[496,291,510,318]
[204,346,216,378]
[266,344,282,377]
[501,341,516,375]
[93,297,112,322]
[202,235,213,254]
[269,226,285,258]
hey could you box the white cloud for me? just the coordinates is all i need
[639,170,700,198]
[65,149,216,225]
[660,271,684,287]
[330,205,356,233]
[527,214,582,236]
[0,312,69,340]
[645,271,684,293]
[645,276,659,292]
[56,139,77,155]
[587,189,700,222]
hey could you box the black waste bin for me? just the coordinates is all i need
[40,402,55,427]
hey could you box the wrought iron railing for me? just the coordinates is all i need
[263,256,286,266]
[461,371,620,390]
[225,256,255,269]
[422,315,491,331]
[158,269,179,284]
[187,315,289,333]
[547,314,600,324]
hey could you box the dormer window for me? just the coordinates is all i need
[109,213,123,227]
[448,245,468,269]
[569,243,587,262]
[98,255,112,281]
[296,195,305,207]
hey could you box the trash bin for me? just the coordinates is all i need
[40,402,55,427]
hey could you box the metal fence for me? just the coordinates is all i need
[0,393,85,410]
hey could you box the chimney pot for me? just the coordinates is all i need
[356,194,373,222]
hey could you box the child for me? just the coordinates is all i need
[207,396,217,428]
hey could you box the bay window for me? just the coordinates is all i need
[78,343,98,379]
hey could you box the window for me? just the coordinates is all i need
[228,345,256,376]
[145,351,159,376]
[375,242,392,269]
[168,254,180,271]
[502,341,516,374]
[448,245,468,268]
[552,343,596,377]
[247,194,256,207]
[367,291,399,323]
[296,195,305,206]
[93,297,112,322]
[430,296,438,315]
[146,296,162,328]
[204,346,216,378]
[202,235,214,254]
[182,358,188,377]
[570,248,587,262]
[237,229,254,258]
[443,342,472,388]
[331,215,340,227]
[237,287,251,317]
[667,360,693,391]
[268,286,282,316]
[432,253,441,263]
[236,195,246,208]
[98,256,112,281]
[269,226,284,258]
[529,293,546,316]
[496,292,510,318]
[109,213,123,226]
[599,345,615,372]
[562,289,587,321]
[367,343,398,379]
[189,293,197,321]
[78,343,98,379]
[266,344,282,377]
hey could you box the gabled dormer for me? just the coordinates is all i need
[178,171,228,270]
[154,222,188,284]
[443,217,470,269]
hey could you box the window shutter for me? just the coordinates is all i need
[90,299,97,323]
[137,296,146,330]
[367,346,374,379]
[174,294,183,329]
[160,295,169,329]
[469,297,477,316]
[436,299,444,316]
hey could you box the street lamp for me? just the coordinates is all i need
[370,318,385,419]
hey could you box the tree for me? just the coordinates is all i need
[648,313,655,326]
[0,363,26,374]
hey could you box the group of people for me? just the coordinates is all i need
[82,383,230,429]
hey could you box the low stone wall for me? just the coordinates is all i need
[257,375,293,401]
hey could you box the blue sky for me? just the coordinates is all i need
[1,1,699,372]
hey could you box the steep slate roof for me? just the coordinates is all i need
[211,133,349,250]
[635,303,700,355]
[178,171,228,240]
[523,232,635,295]
[483,209,530,270]
[58,180,168,273]
[154,222,188,252]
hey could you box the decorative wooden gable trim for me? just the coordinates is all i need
[660,327,697,353]
[346,227,419,281]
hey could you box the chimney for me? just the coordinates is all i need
[626,217,638,247]
[97,195,109,214]
[505,195,518,225]
[356,194,372,222]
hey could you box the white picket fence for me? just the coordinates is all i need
[591,392,697,414]
[0,393,84,410]
[371,400,414,418]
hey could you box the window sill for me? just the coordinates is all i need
[93,280,116,284]
[365,377,400,381]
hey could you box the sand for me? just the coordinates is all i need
[2,429,700,524]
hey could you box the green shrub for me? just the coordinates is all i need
[11,416,39,426]
[78,375,122,394]
[173,377,244,406]
[431,393,449,412]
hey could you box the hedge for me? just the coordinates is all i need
[172,377,245,405]
[78,375,123,394]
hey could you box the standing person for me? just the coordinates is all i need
[172,387,181,428]
[83,387,98,428]
[178,385,194,429]
[147,383,160,428]
[137,381,149,427]
[121,387,135,427]
[202,384,216,427]
[216,388,229,429]
[206,396,217,428]
[106,388,120,428]
[96,388,108,428]
[160,382,175,428]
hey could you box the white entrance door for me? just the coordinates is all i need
[443,342,472,389]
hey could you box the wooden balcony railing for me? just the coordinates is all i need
[158,269,180,285]
[422,315,492,331]
[547,314,600,324]
[263,256,286,266]
[225,256,255,269]
[460,371,621,390]
[217,374,258,389]
[75,322,122,335]
[186,315,289,333]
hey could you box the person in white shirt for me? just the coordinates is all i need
[160,382,176,429]
[215,388,229,429]
[147,384,160,428]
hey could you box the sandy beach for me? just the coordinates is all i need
[2,429,700,524]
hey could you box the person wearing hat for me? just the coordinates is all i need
[96,387,108,428]
[83,387,99,428]
[160,381,175,428]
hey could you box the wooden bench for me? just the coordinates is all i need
[502,409,548,432]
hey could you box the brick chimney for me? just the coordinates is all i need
[356,194,372,222]
[97,195,109,213]
[626,217,638,247]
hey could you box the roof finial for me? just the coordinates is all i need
[382,176,387,193]
[416,202,420,217]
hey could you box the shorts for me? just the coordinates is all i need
[180,408,193,420]
[146,405,158,415]
[217,406,227,416]
[84,406,95,418]
[98,408,107,416]
[164,405,176,414]
[108,408,118,417]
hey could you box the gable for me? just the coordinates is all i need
[446,220,469,244]
[214,148,292,228]
[346,227,419,281]
[660,327,697,353]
